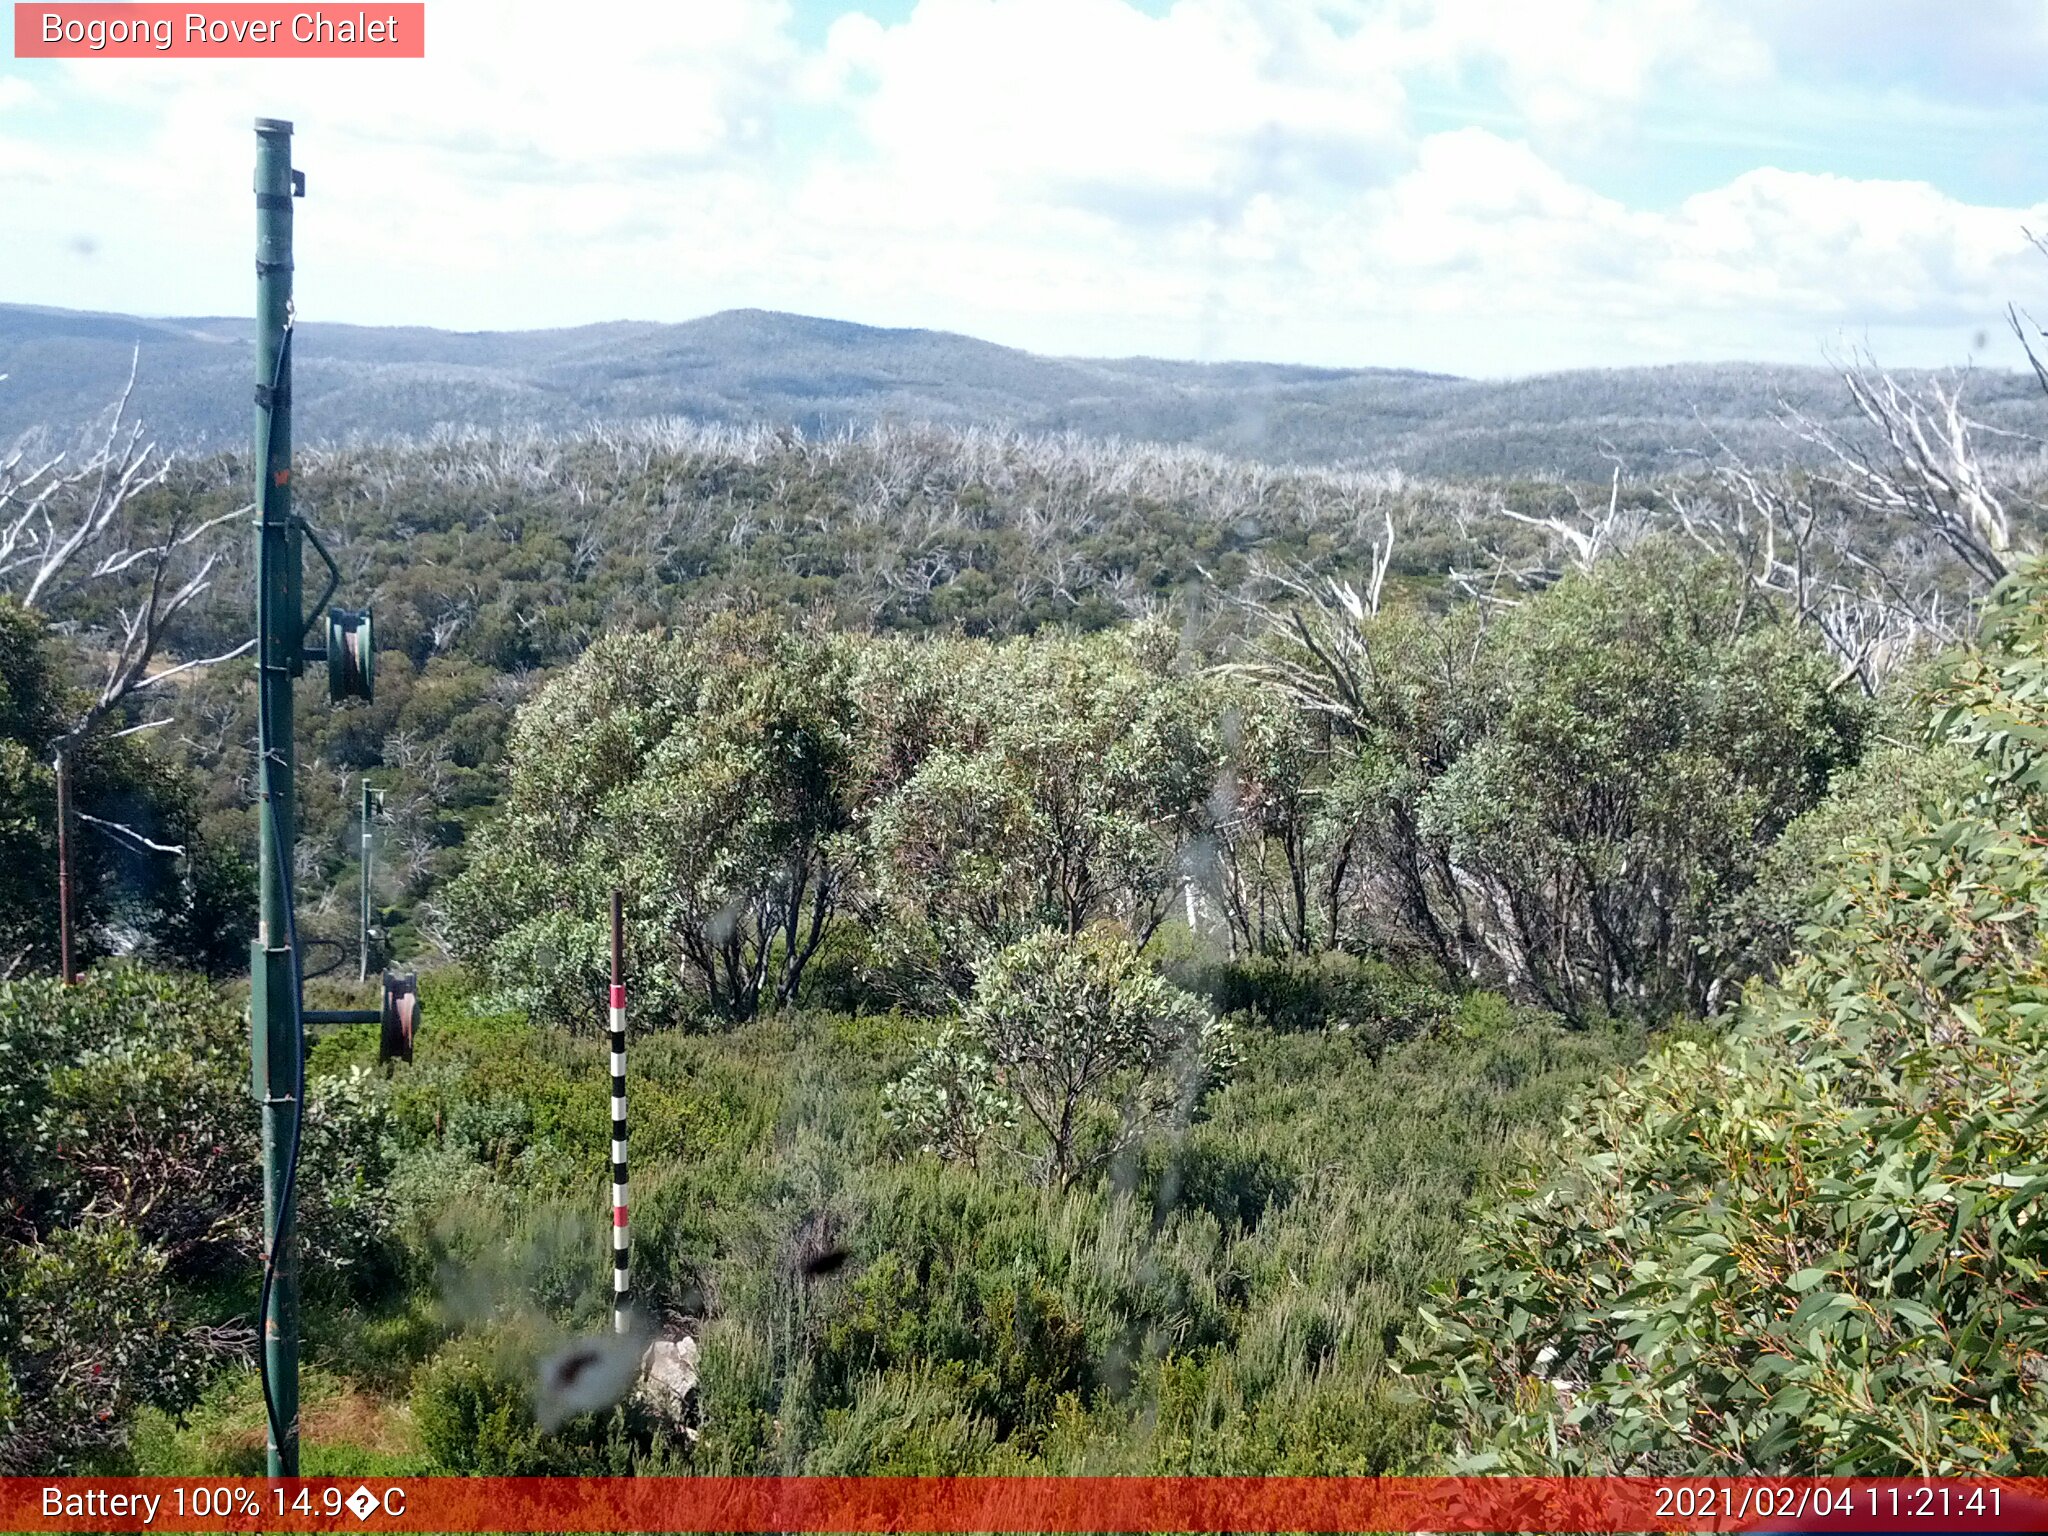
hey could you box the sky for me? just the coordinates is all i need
[3,0,2047,377]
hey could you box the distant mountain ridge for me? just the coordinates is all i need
[2,302,2039,480]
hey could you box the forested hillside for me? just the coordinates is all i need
[6,301,2044,479]
[21,405,2029,981]
[3,331,2047,1475]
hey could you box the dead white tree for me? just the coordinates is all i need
[1215,507,1398,723]
[1681,262,2048,694]
[1772,229,2048,596]
[1445,460,1658,606]
[1787,363,2017,587]
[1451,288,2046,697]
[1496,464,1628,577]
[0,356,250,978]
[1668,461,1963,697]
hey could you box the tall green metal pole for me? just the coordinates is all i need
[251,114,301,1479]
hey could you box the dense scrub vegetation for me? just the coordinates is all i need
[13,403,2031,982]
[5,542,2014,1476]
[20,546,2048,1473]
[4,332,2046,1474]
[0,969,391,1470]
[94,423,1605,974]
[1412,561,2048,1472]
[2,959,1642,1475]
[443,547,1864,1033]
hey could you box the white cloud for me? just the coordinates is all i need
[51,0,798,177]
[1748,0,2048,101]
[1663,170,2046,322]
[820,0,1409,225]
[1354,138,2039,343]
[1376,0,1770,138]
[1,0,2043,375]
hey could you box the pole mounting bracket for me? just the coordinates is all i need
[296,518,342,642]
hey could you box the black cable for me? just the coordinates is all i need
[253,318,305,1467]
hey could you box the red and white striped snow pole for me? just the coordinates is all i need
[609,887,630,1335]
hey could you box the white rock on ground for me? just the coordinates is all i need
[638,1335,700,1434]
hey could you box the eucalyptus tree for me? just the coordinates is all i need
[885,924,1230,1189]
[1413,558,2048,1474]
[1229,543,1866,1015]
[1415,547,1866,1015]
[1206,689,1325,957]
[444,614,860,1027]
[0,368,246,977]
[863,623,1223,997]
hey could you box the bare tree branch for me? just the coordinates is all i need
[2,364,247,970]
[74,811,185,857]
[1783,359,2018,586]
[1216,512,1400,727]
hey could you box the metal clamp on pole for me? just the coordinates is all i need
[304,972,416,1058]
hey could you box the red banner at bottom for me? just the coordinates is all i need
[9,1476,2048,1533]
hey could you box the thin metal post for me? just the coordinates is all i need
[359,780,377,983]
[610,889,630,1333]
[250,114,300,1479]
[54,748,73,984]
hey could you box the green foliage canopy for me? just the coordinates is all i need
[0,968,394,1469]
[448,621,1221,1024]
[0,600,249,978]
[1411,559,2048,1473]
[445,615,860,1026]
[887,926,1231,1189]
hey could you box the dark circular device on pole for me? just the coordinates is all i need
[380,970,418,1063]
[326,607,374,703]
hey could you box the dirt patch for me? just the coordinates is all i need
[217,1385,415,1459]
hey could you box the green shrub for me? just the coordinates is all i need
[804,1370,1000,1474]
[1710,736,1983,981]
[1194,952,1455,1054]
[1410,561,2048,1473]
[814,1254,1089,1442]
[0,966,401,1468]
[1137,1134,1295,1234]
[0,1221,240,1472]
[3,966,395,1287]
[36,1007,257,1270]
[411,1330,555,1474]
[687,1319,780,1473]
[411,1323,656,1474]
[1451,990,1515,1040]
[1144,1350,1432,1473]
[0,967,226,1226]
[886,926,1231,1188]
[128,1371,267,1477]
